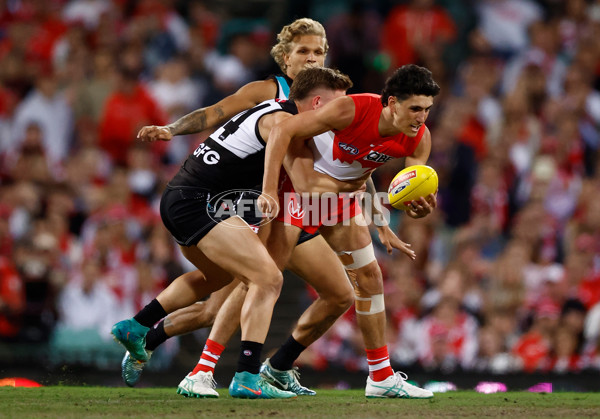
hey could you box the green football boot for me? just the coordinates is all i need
[260,358,316,396]
[111,318,150,362]
[228,371,297,399]
[121,350,152,387]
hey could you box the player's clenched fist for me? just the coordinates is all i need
[257,192,279,219]
[137,125,173,142]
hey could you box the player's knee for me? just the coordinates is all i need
[356,262,383,290]
[337,287,355,313]
[347,263,383,297]
[245,263,283,295]
[183,269,208,287]
[321,284,355,315]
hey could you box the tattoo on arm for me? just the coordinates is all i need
[167,109,209,135]
[214,106,225,120]
[163,317,172,328]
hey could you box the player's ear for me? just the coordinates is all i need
[312,95,321,109]
[387,95,396,108]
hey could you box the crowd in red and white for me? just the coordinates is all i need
[0,0,599,375]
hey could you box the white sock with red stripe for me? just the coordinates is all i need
[366,345,394,381]
[190,339,225,375]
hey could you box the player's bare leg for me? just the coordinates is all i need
[180,222,353,396]
[285,234,354,346]
[177,281,247,398]
[162,280,239,338]
[319,214,433,399]
[185,218,283,344]
[256,233,355,396]
[184,221,299,373]
[319,214,386,347]
[122,274,240,387]
[114,217,295,398]
[113,244,235,363]
[178,218,295,398]
[121,275,237,387]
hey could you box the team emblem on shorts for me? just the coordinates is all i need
[207,189,278,229]
[287,195,305,219]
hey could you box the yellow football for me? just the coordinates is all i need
[387,165,438,210]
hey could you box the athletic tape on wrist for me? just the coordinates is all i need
[355,293,385,315]
[336,243,376,270]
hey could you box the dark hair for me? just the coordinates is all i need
[381,64,440,106]
[289,67,353,101]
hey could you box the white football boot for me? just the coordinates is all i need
[365,371,434,399]
[176,371,219,398]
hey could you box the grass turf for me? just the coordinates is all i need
[1,387,599,418]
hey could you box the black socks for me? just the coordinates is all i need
[270,335,306,371]
[237,341,263,374]
[145,320,168,351]
[133,299,167,328]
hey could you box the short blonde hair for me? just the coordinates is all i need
[270,18,329,73]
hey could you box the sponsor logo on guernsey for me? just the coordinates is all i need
[364,151,393,164]
[193,143,221,164]
[338,142,359,155]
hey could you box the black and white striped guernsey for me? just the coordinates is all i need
[169,99,298,192]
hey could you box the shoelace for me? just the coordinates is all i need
[395,371,409,382]
[196,373,217,389]
[289,367,302,384]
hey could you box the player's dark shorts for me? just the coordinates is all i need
[298,230,319,244]
[160,185,319,247]
[160,185,229,246]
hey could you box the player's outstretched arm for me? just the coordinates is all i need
[364,177,416,259]
[404,127,437,219]
[283,146,367,194]
[255,106,356,200]
[137,80,278,142]
[259,96,354,217]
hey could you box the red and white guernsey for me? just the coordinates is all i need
[309,93,426,181]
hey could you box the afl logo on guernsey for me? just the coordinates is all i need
[338,142,359,155]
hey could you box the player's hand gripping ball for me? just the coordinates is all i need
[387,165,438,210]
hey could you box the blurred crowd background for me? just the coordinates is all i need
[0,0,599,379]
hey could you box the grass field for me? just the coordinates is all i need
[1,387,599,419]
